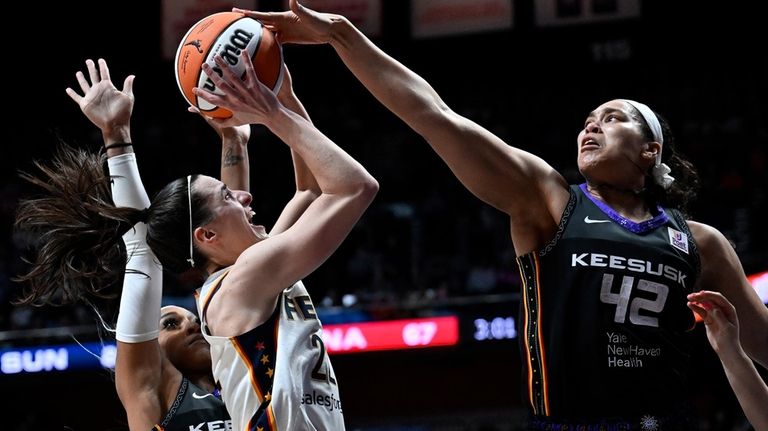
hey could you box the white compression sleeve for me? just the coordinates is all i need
[109,153,163,343]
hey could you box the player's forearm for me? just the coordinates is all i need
[267,107,375,196]
[220,139,249,191]
[329,18,446,134]
[102,125,133,157]
[720,350,768,431]
[277,86,320,193]
[108,154,162,344]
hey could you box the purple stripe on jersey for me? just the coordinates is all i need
[579,183,669,234]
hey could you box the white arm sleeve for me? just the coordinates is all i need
[109,153,163,343]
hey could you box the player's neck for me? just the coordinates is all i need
[585,182,654,221]
[190,374,217,393]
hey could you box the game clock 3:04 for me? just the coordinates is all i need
[473,316,517,341]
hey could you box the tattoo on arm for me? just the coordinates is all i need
[222,147,243,168]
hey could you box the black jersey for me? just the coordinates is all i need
[516,184,700,426]
[152,378,230,431]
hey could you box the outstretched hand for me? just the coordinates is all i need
[687,290,742,358]
[233,0,339,45]
[65,58,134,134]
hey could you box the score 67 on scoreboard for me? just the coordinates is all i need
[1,313,519,374]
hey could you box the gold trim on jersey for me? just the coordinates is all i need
[517,253,550,416]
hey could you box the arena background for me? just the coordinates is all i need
[1,0,766,430]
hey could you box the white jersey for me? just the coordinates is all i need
[197,268,345,431]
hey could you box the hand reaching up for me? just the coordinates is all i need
[234,0,340,45]
[66,58,134,136]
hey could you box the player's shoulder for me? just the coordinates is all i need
[686,220,732,254]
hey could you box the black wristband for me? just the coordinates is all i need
[104,142,133,150]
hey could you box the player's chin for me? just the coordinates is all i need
[191,340,211,357]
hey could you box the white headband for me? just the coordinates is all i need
[186,175,195,268]
[621,99,674,189]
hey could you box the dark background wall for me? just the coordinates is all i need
[1,1,766,430]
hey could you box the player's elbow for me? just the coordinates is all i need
[356,174,379,205]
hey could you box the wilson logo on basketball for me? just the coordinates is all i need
[174,12,284,118]
[201,29,255,93]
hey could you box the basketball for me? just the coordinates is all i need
[174,12,284,118]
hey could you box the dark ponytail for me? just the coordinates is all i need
[636,110,700,217]
[145,175,214,273]
[14,145,144,306]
